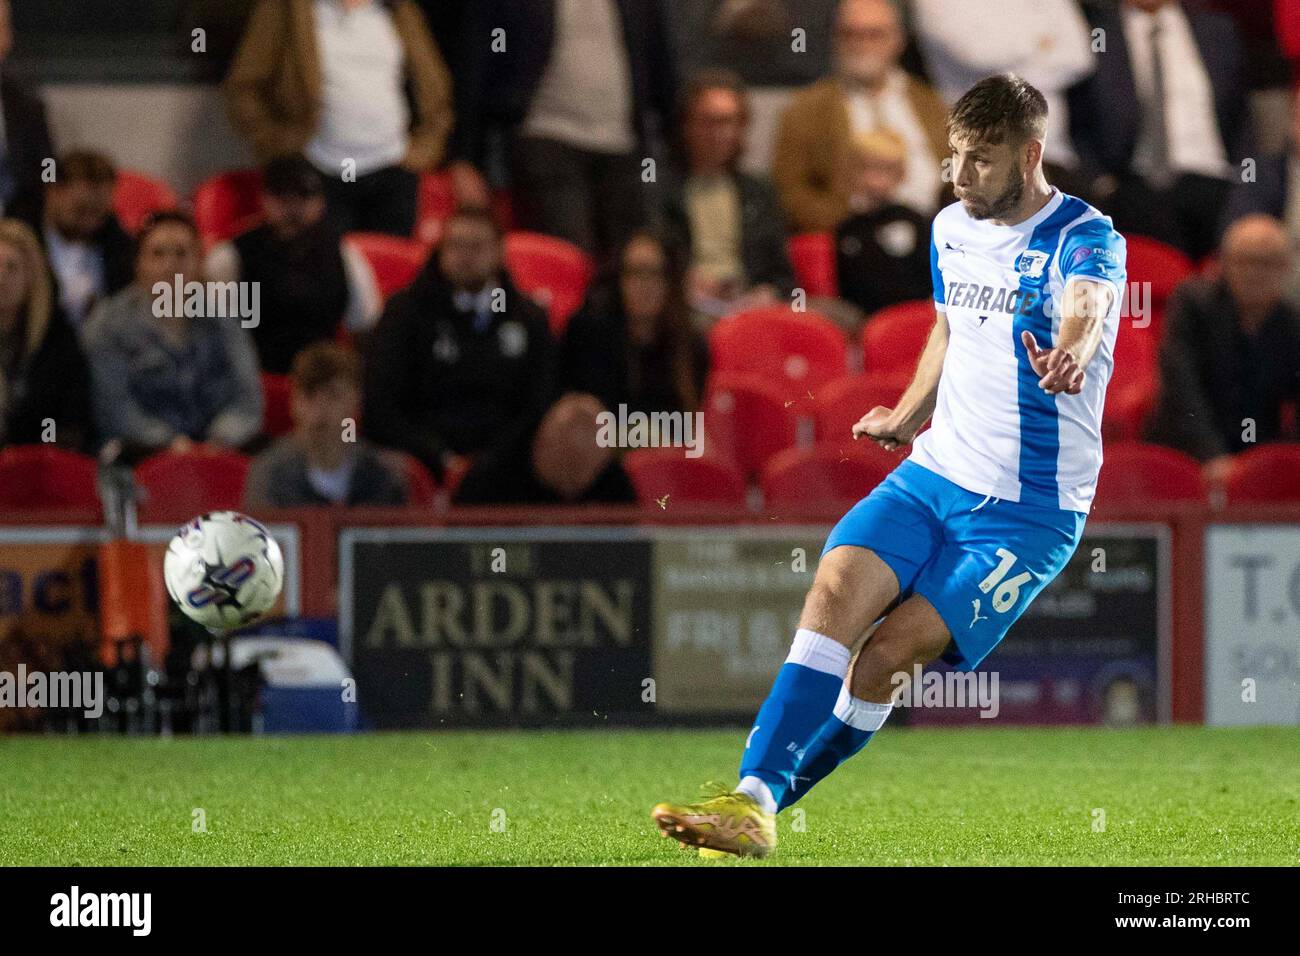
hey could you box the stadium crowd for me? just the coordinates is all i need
[1,0,1299,513]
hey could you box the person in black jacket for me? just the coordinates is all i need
[446,0,678,259]
[560,230,708,417]
[835,129,932,323]
[39,151,135,331]
[660,68,794,324]
[0,218,92,451]
[0,1,55,227]
[363,207,556,480]
[1146,215,1300,485]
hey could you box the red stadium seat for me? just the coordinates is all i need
[761,442,900,507]
[709,306,848,394]
[1225,444,1300,503]
[1095,442,1206,505]
[193,169,263,246]
[503,231,595,336]
[861,299,934,378]
[345,232,428,300]
[261,373,294,438]
[0,446,100,512]
[136,450,252,520]
[623,449,747,506]
[813,372,910,443]
[393,452,437,507]
[1104,325,1159,441]
[113,170,179,234]
[415,169,458,245]
[703,372,800,477]
[1123,234,1193,318]
[787,232,837,298]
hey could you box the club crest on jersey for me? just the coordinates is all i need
[1014,250,1049,278]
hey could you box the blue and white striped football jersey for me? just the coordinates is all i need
[909,190,1127,512]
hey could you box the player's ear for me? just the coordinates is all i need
[1023,137,1043,174]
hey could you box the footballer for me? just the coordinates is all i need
[653,74,1128,857]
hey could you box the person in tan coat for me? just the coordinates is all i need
[224,0,453,236]
[771,0,949,234]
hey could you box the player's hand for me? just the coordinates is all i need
[1021,331,1084,395]
[852,406,911,450]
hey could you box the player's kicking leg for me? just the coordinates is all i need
[651,544,905,857]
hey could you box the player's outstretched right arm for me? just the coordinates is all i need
[852,308,949,450]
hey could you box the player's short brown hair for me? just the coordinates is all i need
[947,73,1048,147]
[290,342,361,395]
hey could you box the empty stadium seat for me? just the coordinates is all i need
[703,372,800,477]
[787,232,838,298]
[1104,325,1159,441]
[1225,444,1300,503]
[393,452,437,507]
[623,449,747,506]
[813,372,910,443]
[861,299,934,378]
[710,306,848,393]
[760,442,900,507]
[1094,442,1206,505]
[112,170,179,234]
[193,169,263,246]
[344,232,428,300]
[415,169,458,245]
[1123,234,1193,319]
[136,450,252,520]
[261,373,294,438]
[503,231,595,335]
[0,446,100,512]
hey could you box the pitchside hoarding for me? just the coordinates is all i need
[339,529,653,728]
[339,525,1168,728]
[1204,525,1300,726]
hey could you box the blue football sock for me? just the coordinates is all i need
[738,629,851,812]
[775,686,894,812]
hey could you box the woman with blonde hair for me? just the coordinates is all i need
[0,218,92,450]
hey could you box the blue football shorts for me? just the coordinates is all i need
[822,459,1086,670]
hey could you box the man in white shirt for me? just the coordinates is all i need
[1069,0,1255,259]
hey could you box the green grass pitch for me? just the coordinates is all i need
[1,727,1296,866]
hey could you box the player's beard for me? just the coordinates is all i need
[959,168,1025,221]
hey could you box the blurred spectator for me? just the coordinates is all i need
[244,342,407,508]
[225,0,453,236]
[561,231,708,412]
[454,392,637,505]
[0,0,54,226]
[0,219,92,450]
[81,212,263,458]
[662,70,794,320]
[771,0,948,232]
[205,155,381,374]
[1146,215,1300,485]
[39,151,134,331]
[364,207,555,480]
[1234,92,1300,307]
[1069,0,1257,260]
[449,0,678,258]
[910,0,1095,198]
[834,128,932,322]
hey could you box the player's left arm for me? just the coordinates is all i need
[1021,278,1114,394]
[1022,223,1126,395]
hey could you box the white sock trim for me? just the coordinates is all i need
[786,628,851,677]
[833,684,893,732]
[736,775,777,814]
